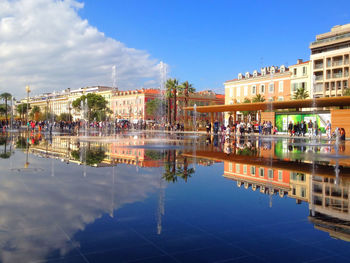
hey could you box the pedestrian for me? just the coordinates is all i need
[326,120,332,139]
[308,120,313,138]
[288,121,293,136]
[314,120,319,137]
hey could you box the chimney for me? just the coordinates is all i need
[297,59,303,64]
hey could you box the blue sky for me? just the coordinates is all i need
[78,0,350,94]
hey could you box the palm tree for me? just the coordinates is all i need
[0,93,12,124]
[165,78,179,124]
[165,79,174,124]
[172,79,179,123]
[252,94,265,103]
[293,87,309,100]
[16,103,29,120]
[252,94,265,123]
[343,88,350,96]
[30,106,41,121]
[179,81,195,127]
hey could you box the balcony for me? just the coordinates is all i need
[315,83,323,92]
[314,64,323,70]
[333,73,343,78]
[315,75,323,81]
[333,60,343,67]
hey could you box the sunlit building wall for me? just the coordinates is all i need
[310,23,350,98]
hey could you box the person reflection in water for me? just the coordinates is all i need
[224,140,231,155]
[206,135,211,145]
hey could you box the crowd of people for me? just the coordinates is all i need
[204,119,346,141]
[0,117,347,141]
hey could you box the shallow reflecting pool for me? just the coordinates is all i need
[0,132,350,262]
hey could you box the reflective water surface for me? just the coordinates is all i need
[1,132,350,263]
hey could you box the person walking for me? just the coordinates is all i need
[288,121,293,137]
[308,120,313,138]
[326,120,332,139]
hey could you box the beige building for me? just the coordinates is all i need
[20,86,116,120]
[310,23,350,98]
[224,65,291,123]
[289,59,312,98]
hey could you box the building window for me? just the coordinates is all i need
[236,164,240,173]
[293,68,297,75]
[229,163,232,172]
[244,86,248,96]
[260,84,265,93]
[251,166,256,176]
[269,83,274,93]
[243,165,247,174]
[292,187,296,195]
[268,169,274,179]
[229,88,233,98]
[303,66,307,75]
[278,96,284,101]
[301,187,306,198]
[236,87,241,97]
[278,170,283,181]
[259,168,265,177]
[292,83,298,92]
[279,81,283,92]
[252,85,256,95]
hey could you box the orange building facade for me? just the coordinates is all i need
[224,65,291,122]
[110,88,225,125]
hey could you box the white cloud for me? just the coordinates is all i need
[0,0,164,98]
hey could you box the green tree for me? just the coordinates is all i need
[30,106,41,121]
[242,97,252,116]
[57,113,73,122]
[293,87,309,100]
[146,98,166,117]
[71,148,106,166]
[252,94,265,103]
[165,78,180,124]
[179,81,195,127]
[0,104,6,116]
[16,103,30,120]
[72,93,110,121]
[343,88,350,96]
[0,93,12,123]
[252,94,265,123]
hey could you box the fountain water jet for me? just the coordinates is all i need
[159,61,168,128]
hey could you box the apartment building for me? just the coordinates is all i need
[19,86,116,120]
[111,89,224,124]
[111,89,161,122]
[310,23,350,98]
[289,59,312,98]
[224,65,291,122]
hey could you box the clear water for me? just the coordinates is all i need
[1,132,350,263]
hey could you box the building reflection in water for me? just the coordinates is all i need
[0,133,206,262]
[184,135,350,242]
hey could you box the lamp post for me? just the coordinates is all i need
[25,85,31,169]
[25,85,31,133]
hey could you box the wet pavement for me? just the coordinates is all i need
[0,131,350,262]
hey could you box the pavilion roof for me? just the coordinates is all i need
[184,96,350,113]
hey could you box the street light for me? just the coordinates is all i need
[25,85,31,132]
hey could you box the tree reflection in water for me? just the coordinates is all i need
[71,148,106,166]
[162,150,195,183]
[0,135,12,159]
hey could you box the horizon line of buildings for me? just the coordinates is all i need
[17,86,224,124]
[224,23,350,122]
